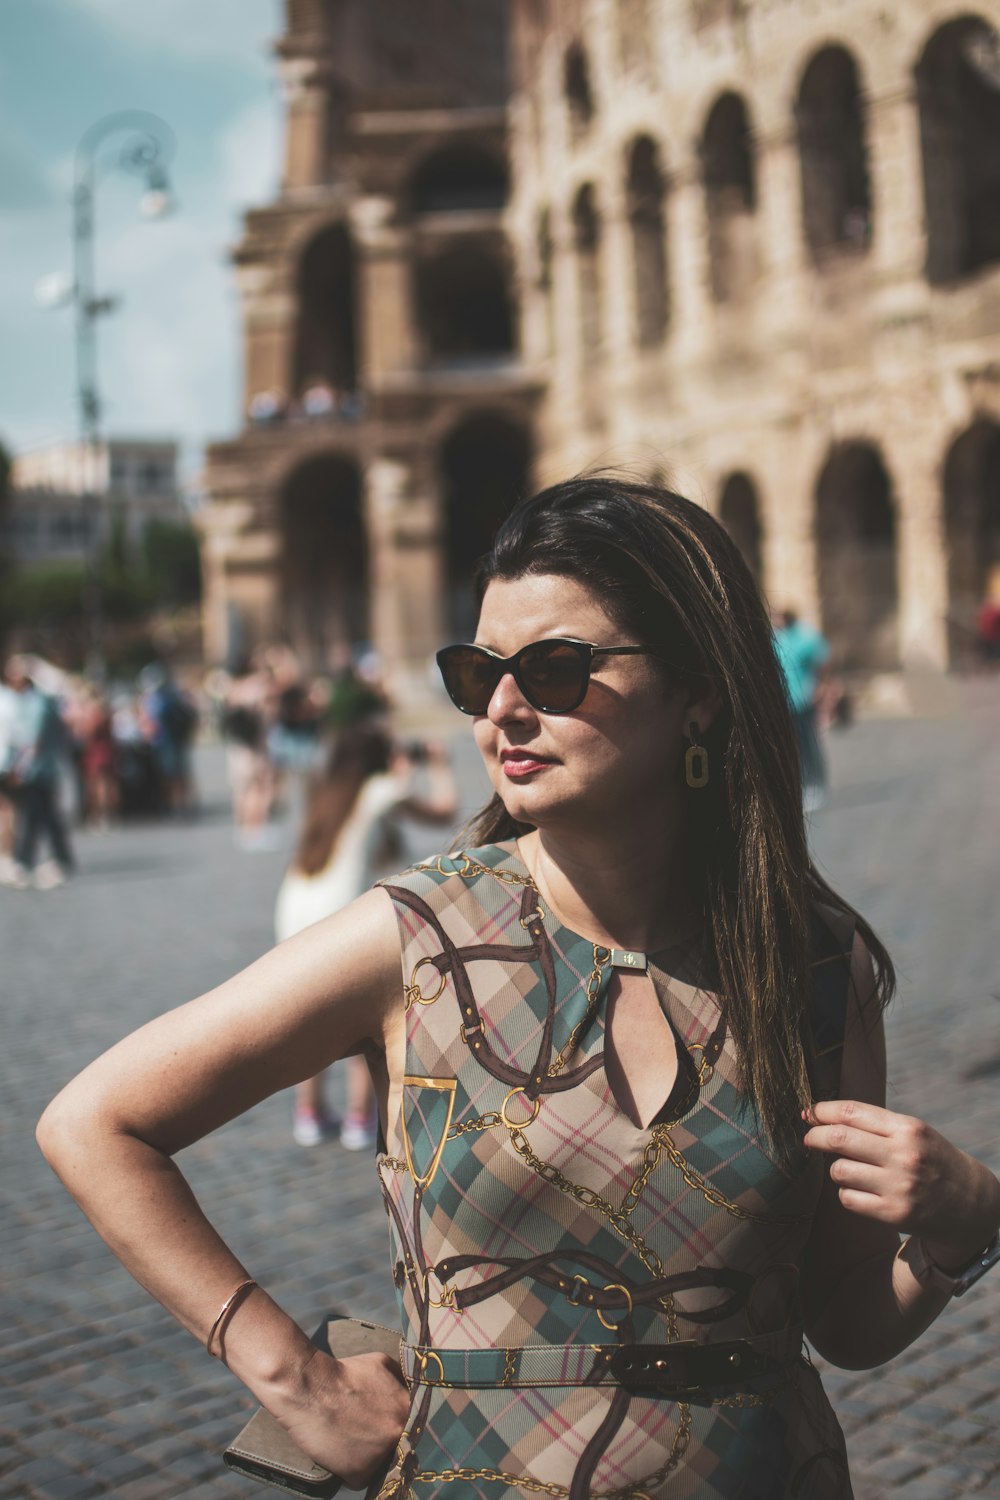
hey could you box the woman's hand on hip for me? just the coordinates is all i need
[279,1348,410,1489]
[803,1098,1000,1267]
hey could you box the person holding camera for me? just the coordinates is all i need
[275,724,458,1148]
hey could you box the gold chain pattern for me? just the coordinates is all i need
[655,1126,809,1225]
[406,1401,692,1498]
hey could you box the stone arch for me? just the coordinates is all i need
[572,184,603,355]
[916,15,1000,285]
[280,453,367,663]
[293,222,358,399]
[719,471,763,583]
[440,410,533,638]
[565,42,595,143]
[796,46,873,266]
[815,443,899,669]
[625,136,669,347]
[701,92,758,304]
[415,243,514,365]
[942,418,1000,662]
[409,141,508,214]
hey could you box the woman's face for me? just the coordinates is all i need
[472,573,695,833]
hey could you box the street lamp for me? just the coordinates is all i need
[37,111,176,673]
[73,111,176,449]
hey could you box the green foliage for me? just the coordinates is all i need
[142,520,202,605]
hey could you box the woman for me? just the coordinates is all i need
[276,725,458,1149]
[37,478,1000,1498]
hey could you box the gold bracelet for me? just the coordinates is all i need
[206,1276,258,1356]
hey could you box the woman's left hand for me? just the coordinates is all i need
[803,1099,1000,1267]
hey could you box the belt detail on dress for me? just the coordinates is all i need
[402,1329,802,1393]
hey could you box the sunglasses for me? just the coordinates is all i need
[436,637,666,715]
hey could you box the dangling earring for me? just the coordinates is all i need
[685,721,709,789]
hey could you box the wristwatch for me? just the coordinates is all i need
[908,1231,1000,1297]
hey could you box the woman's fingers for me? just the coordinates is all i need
[804,1099,898,1135]
[802,1121,894,1165]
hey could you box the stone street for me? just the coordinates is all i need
[3,683,999,1499]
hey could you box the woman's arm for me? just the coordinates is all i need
[35,886,410,1486]
[800,932,1000,1370]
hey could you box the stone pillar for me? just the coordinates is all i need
[352,197,416,383]
[279,58,329,190]
[199,500,281,664]
[365,458,445,694]
[669,168,712,358]
[601,185,638,385]
[886,417,951,668]
[867,87,926,281]
[755,128,810,335]
[238,265,297,414]
[762,429,822,624]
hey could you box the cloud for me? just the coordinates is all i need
[218,95,283,214]
[66,0,282,67]
[0,125,62,213]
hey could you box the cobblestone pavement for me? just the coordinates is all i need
[3,681,999,1500]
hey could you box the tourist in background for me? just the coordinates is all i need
[0,655,74,890]
[275,723,458,1149]
[774,607,831,812]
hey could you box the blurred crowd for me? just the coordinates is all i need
[0,641,419,890]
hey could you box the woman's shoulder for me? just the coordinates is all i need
[377,840,523,902]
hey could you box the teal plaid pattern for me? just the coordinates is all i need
[375,843,855,1499]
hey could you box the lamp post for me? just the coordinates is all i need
[71,111,176,673]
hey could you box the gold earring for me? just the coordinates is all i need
[685,721,709,789]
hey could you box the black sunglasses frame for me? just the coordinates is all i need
[436,638,666,715]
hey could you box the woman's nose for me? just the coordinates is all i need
[487,671,537,724]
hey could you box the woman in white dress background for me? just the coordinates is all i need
[274,723,458,1148]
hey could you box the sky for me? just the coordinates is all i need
[0,0,284,480]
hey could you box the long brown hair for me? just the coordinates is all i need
[466,474,894,1156]
[294,725,392,877]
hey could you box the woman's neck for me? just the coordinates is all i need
[516,823,701,954]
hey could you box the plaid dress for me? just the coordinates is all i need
[376,843,854,1499]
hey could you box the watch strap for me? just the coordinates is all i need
[908,1231,1000,1297]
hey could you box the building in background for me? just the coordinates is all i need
[201,0,538,686]
[202,0,1000,680]
[6,439,185,567]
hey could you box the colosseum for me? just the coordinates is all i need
[201,0,1000,688]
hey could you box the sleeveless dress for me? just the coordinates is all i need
[375,842,855,1500]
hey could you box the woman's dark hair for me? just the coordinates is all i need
[467,474,894,1155]
[294,724,392,877]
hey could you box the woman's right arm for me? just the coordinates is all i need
[35,885,410,1487]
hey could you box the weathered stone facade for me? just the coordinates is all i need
[203,0,1000,677]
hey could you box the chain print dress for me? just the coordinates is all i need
[374,843,855,1500]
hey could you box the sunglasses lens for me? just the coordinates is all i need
[519,641,587,711]
[438,647,500,714]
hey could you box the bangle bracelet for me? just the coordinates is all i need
[206,1277,258,1356]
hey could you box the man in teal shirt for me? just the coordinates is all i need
[773,610,830,810]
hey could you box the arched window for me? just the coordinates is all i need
[572,184,603,355]
[815,443,898,669]
[625,136,669,347]
[917,17,1000,285]
[719,472,763,583]
[416,245,514,365]
[618,0,653,76]
[280,455,366,662]
[796,47,872,265]
[293,223,358,397]
[942,419,1000,663]
[701,92,758,303]
[441,411,533,637]
[410,143,508,214]
[565,43,595,143]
